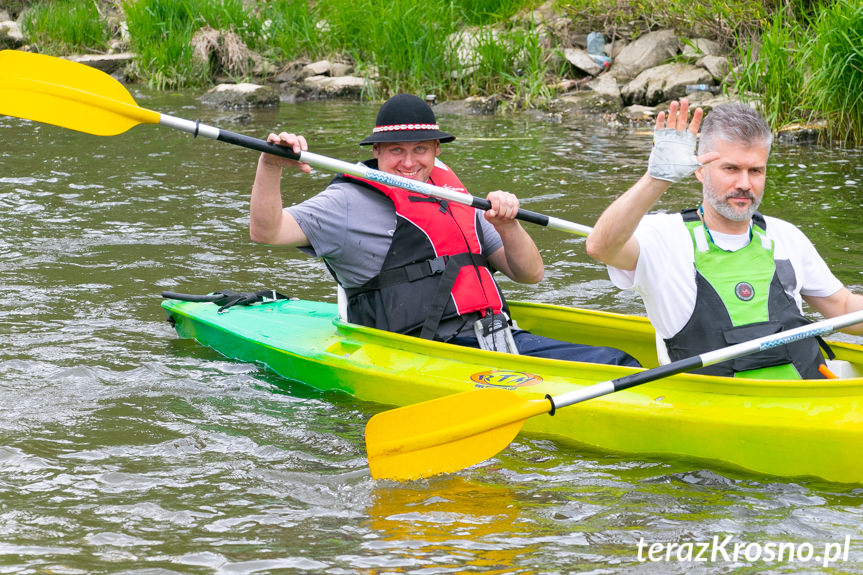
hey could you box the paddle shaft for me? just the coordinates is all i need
[160,113,591,236]
[550,309,863,411]
[0,50,591,236]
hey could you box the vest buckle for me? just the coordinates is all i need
[428,255,447,275]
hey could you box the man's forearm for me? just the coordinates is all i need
[496,222,544,284]
[249,156,287,244]
[586,171,670,269]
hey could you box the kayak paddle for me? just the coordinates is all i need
[0,49,592,237]
[365,308,863,480]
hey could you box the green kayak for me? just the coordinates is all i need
[162,294,863,484]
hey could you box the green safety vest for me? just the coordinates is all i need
[663,209,827,379]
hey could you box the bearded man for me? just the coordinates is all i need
[586,100,863,378]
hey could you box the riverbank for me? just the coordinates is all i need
[2,0,860,144]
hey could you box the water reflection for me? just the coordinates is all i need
[366,477,525,572]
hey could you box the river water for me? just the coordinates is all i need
[1,91,862,574]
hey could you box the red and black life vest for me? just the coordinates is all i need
[333,159,507,340]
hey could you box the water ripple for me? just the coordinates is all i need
[1,99,862,573]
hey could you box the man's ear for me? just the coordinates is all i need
[694,164,705,183]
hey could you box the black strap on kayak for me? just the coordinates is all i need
[161,289,289,312]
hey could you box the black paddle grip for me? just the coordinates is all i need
[470,197,551,227]
[216,129,303,161]
[612,355,704,392]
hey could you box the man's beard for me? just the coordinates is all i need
[703,172,761,222]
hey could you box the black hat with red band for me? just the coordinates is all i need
[360,94,455,145]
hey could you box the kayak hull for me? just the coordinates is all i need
[162,297,863,484]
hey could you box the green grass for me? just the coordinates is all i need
[729,0,863,145]
[452,0,529,25]
[122,0,266,88]
[118,0,545,97]
[732,6,809,129]
[14,0,863,143]
[802,0,863,145]
[461,22,554,109]
[122,0,202,88]
[301,0,544,100]
[257,1,322,61]
[560,0,770,44]
[315,0,459,99]
[21,0,108,55]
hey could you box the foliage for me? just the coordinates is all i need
[21,0,108,55]
[459,23,554,109]
[732,6,809,128]
[452,0,530,25]
[115,0,549,100]
[559,0,771,46]
[121,0,200,88]
[121,0,264,88]
[313,0,459,98]
[12,0,863,141]
[729,0,862,144]
[802,0,863,145]
[256,0,321,61]
[304,0,547,99]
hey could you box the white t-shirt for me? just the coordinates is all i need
[607,212,843,362]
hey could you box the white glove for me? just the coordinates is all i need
[648,129,701,183]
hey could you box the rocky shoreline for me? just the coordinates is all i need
[0,7,823,144]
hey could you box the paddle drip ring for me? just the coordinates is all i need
[545,394,556,416]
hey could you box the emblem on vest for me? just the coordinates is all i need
[734,281,755,301]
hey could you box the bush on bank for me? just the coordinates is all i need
[803,0,863,145]
[734,0,862,144]
[13,0,863,144]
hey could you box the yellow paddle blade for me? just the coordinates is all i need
[365,388,552,481]
[0,50,159,136]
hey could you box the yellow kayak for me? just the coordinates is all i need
[161,295,863,484]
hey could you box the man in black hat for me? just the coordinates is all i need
[249,94,638,365]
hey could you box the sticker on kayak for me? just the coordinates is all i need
[470,370,543,389]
